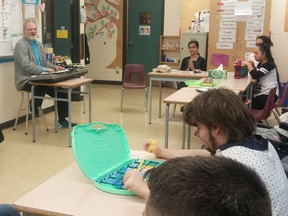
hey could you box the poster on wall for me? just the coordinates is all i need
[139,26,150,36]
[285,0,288,32]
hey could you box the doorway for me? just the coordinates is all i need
[41,0,81,63]
[125,0,164,73]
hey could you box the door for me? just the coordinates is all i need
[53,0,72,57]
[126,0,164,73]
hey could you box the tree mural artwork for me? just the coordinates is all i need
[85,0,122,69]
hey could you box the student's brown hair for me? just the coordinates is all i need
[145,156,272,216]
[183,88,256,143]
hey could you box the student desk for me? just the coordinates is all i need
[148,70,208,124]
[30,78,93,147]
[13,150,152,216]
[163,87,246,149]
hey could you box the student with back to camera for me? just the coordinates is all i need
[14,18,76,128]
[142,156,272,216]
[178,40,207,89]
[124,88,288,216]
[243,43,280,110]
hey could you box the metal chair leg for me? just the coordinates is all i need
[38,107,49,131]
[13,91,26,133]
[121,88,124,112]
[145,88,148,112]
[272,109,281,123]
[13,91,49,135]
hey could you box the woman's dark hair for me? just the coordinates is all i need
[188,40,199,48]
[256,35,273,47]
[257,43,280,84]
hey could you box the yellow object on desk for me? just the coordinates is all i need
[201,78,215,87]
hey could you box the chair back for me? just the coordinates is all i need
[123,64,145,85]
[262,87,277,119]
[275,81,288,108]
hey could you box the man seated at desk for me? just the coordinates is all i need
[14,18,75,128]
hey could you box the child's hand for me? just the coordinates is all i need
[123,169,149,199]
[143,140,158,157]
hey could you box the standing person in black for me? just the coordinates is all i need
[178,40,206,89]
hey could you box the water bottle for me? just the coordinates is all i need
[161,53,166,62]
[234,59,242,79]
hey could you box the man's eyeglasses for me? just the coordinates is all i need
[26,28,37,32]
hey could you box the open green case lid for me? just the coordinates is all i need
[71,122,130,180]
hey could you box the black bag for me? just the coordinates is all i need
[268,139,288,159]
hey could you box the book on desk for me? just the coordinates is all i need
[29,68,88,83]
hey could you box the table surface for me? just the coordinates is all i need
[211,73,255,91]
[30,78,93,88]
[13,150,153,216]
[163,87,241,104]
[148,70,208,79]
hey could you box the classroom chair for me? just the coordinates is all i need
[249,87,277,125]
[273,81,288,123]
[121,64,147,112]
[13,90,49,135]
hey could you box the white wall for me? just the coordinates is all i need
[270,0,288,82]
[163,0,182,35]
[0,63,20,123]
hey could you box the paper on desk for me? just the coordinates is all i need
[184,79,220,87]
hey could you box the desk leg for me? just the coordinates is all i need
[148,78,152,124]
[68,88,72,147]
[31,86,36,142]
[182,122,186,149]
[54,87,58,132]
[159,82,162,118]
[88,83,92,123]
[165,103,170,148]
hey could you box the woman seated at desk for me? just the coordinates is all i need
[243,43,279,110]
[178,40,207,89]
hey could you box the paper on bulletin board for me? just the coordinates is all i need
[211,54,229,66]
[246,20,264,27]
[245,34,257,41]
[220,14,236,22]
[245,26,263,34]
[246,40,256,48]
[56,30,68,38]
[219,29,236,36]
[220,22,236,29]
[24,4,35,19]
[219,36,236,43]
[234,2,252,16]
[216,42,233,50]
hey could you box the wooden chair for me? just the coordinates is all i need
[121,64,147,112]
[13,91,49,135]
[249,87,277,125]
[273,81,288,123]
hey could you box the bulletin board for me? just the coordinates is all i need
[0,0,39,63]
[207,0,271,72]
